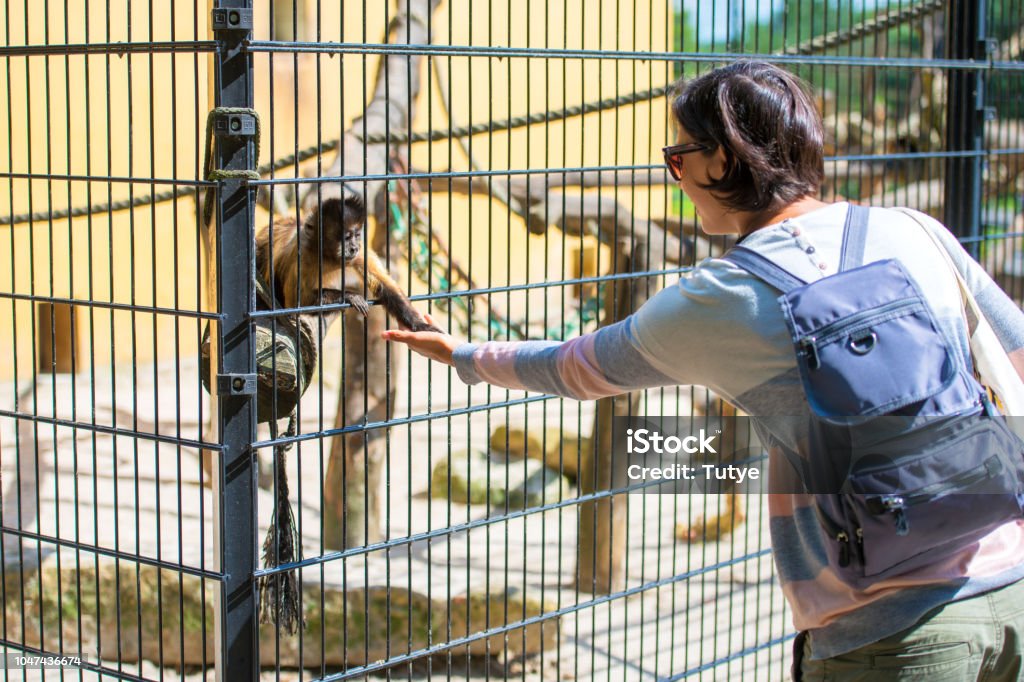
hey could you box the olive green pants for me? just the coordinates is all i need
[795,578,1024,681]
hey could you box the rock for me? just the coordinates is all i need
[3,562,561,670]
[448,585,560,661]
[489,426,547,460]
[2,561,211,667]
[430,449,495,505]
[279,584,439,666]
[430,451,571,509]
[543,436,584,481]
[489,426,584,480]
[503,459,571,510]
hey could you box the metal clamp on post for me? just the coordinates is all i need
[213,110,258,138]
[211,7,253,32]
[217,372,257,396]
[200,106,261,227]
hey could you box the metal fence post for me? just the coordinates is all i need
[210,1,258,680]
[943,0,988,256]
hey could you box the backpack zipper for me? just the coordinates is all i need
[869,455,1004,535]
[904,455,1002,505]
[813,503,860,568]
[797,297,922,368]
[836,531,850,567]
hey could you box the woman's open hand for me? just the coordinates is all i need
[381,313,461,366]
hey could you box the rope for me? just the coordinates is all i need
[781,0,946,56]
[0,0,945,227]
[0,187,197,227]
[349,0,946,145]
[365,84,675,146]
[257,412,305,635]
[201,106,262,229]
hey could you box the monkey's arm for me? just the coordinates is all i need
[319,288,369,318]
[353,250,441,332]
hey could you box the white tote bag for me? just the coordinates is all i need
[898,208,1024,423]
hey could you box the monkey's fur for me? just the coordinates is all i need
[255,194,440,332]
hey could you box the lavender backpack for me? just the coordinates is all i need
[723,204,1024,586]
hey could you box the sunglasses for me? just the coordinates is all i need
[662,142,710,181]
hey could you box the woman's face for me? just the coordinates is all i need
[673,129,734,235]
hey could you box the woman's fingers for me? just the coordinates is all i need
[381,325,458,366]
[380,326,437,348]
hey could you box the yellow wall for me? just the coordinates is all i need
[0,0,671,380]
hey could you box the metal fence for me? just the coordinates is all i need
[1,0,1022,680]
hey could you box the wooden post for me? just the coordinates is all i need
[577,237,655,594]
[36,302,77,374]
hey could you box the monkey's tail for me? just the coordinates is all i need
[258,412,305,635]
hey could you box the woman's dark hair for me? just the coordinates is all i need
[671,60,824,213]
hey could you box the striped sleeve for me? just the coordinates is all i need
[451,316,678,400]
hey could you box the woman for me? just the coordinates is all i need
[383,61,1024,681]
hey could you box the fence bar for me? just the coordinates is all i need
[210,1,258,680]
[944,0,989,256]
[242,39,1011,69]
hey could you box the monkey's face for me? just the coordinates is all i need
[343,222,363,263]
[303,193,367,265]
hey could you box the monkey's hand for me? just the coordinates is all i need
[317,288,370,317]
[381,313,459,366]
[342,292,371,318]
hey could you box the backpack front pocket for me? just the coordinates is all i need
[780,259,962,421]
[844,415,1024,578]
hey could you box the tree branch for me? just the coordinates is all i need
[318,0,444,550]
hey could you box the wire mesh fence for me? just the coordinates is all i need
[1,0,1022,680]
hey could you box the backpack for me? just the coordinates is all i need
[722,204,1024,586]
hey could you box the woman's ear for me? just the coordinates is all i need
[707,145,728,182]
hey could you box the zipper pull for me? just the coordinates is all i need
[893,508,909,536]
[836,531,850,567]
[881,495,909,536]
[799,337,821,370]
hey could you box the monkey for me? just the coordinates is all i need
[254,193,440,333]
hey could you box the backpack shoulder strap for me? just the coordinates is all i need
[838,204,870,271]
[721,246,808,293]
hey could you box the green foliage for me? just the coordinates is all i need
[671,191,695,220]
[671,5,699,81]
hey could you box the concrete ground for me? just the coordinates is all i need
[1,334,793,681]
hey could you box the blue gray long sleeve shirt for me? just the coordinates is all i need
[452,202,1024,659]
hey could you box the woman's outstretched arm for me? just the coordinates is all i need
[382,312,679,401]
